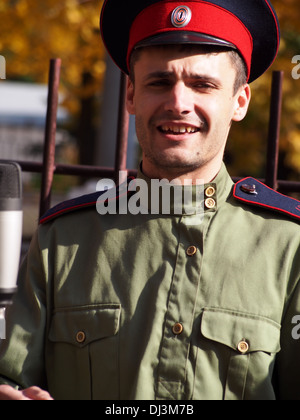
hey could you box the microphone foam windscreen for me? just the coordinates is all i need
[0,162,22,199]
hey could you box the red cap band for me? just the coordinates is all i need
[127,1,253,80]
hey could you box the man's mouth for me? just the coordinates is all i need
[158,125,201,135]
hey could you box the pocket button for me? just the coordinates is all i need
[237,340,249,354]
[76,331,86,344]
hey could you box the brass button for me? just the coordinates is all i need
[205,186,216,197]
[205,198,216,209]
[186,246,197,257]
[172,323,184,335]
[76,331,86,344]
[237,340,249,354]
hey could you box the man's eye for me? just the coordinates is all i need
[193,82,216,90]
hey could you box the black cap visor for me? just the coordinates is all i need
[134,32,237,51]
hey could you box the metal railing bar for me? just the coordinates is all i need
[114,72,130,184]
[265,71,284,190]
[13,160,137,179]
[39,58,62,218]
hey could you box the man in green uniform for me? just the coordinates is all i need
[1,0,300,400]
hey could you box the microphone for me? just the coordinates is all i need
[0,162,23,308]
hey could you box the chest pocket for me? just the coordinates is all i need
[47,304,121,400]
[200,308,281,400]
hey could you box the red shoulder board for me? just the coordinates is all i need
[39,177,135,225]
[233,177,300,222]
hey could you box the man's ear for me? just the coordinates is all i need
[126,77,135,115]
[232,84,251,122]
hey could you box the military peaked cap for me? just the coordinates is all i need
[100,0,280,83]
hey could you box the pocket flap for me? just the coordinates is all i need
[49,304,121,347]
[201,308,281,354]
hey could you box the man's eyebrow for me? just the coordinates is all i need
[143,71,174,81]
[185,73,222,86]
[143,71,222,85]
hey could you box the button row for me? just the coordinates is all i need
[76,330,249,352]
[204,186,216,209]
[171,324,249,352]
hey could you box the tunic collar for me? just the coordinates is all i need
[136,162,234,216]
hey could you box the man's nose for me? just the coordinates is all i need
[164,82,193,116]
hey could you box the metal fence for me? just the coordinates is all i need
[2,59,300,220]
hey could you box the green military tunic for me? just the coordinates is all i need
[1,163,300,400]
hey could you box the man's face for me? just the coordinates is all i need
[126,46,250,180]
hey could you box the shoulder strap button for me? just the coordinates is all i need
[240,184,258,195]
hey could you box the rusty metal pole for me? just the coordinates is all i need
[114,72,130,185]
[39,58,61,218]
[265,71,284,190]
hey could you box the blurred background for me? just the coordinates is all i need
[0,0,300,244]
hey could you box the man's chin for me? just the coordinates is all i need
[148,155,205,174]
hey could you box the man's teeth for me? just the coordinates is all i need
[160,125,199,134]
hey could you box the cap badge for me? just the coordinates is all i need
[171,6,192,28]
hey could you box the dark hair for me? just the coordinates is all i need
[129,44,248,94]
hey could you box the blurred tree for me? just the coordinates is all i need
[0,0,105,165]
